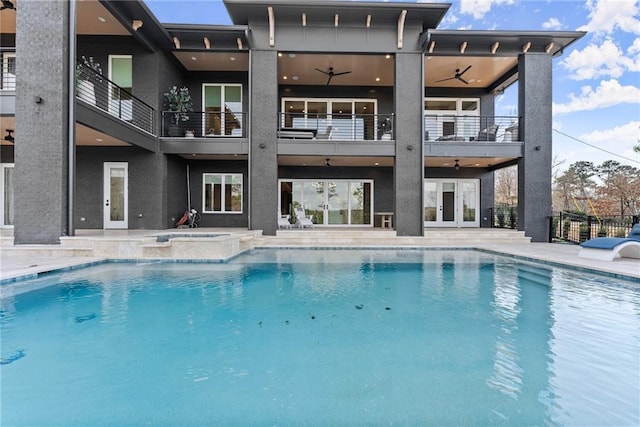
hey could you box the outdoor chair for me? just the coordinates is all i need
[476,124,499,141]
[578,224,640,261]
[294,208,314,228]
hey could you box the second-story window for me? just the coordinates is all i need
[203,84,243,136]
[108,55,132,121]
[1,52,16,91]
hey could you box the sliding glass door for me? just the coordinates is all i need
[279,179,373,226]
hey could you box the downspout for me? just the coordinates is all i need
[67,0,77,236]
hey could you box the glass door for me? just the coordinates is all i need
[279,179,373,227]
[424,179,479,227]
[108,55,132,120]
[203,84,243,136]
[103,162,128,229]
[1,164,14,227]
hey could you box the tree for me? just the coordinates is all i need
[494,166,517,205]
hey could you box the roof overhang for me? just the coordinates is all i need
[223,0,450,29]
[425,30,587,57]
[163,24,250,52]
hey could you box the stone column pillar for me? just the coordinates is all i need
[517,53,552,242]
[249,50,278,235]
[14,0,71,243]
[394,52,424,236]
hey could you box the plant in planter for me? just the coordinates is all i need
[164,86,193,132]
[76,56,103,105]
[597,225,608,237]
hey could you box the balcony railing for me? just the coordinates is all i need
[278,112,395,141]
[160,111,247,138]
[425,115,520,143]
[75,63,154,134]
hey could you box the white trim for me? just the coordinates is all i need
[103,162,128,229]
[202,83,243,136]
[1,52,16,91]
[108,54,133,120]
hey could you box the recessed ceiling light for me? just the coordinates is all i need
[283,76,288,80]
[97,16,106,22]
[278,53,283,57]
[288,53,296,58]
[475,163,480,166]
[230,56,236,61]
[375,77,381,82]
[374,162,379,166]
[292,75,299,80]
[191,56,197,61]
[443,163,450,166]
[96,138,103,142]
[363,106,367,110]
[192,154,196,156]
[385,54,391,59]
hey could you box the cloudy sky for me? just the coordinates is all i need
[144,0,640,171]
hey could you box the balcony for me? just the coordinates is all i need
[278,112,395,141]
[160,111,247,138]
[425,115,520,143]
[75,63,154,135]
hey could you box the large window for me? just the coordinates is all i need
[203,174,243,213]
[203,84,243,136]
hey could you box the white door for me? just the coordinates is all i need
[424,179,479,227]
[104,162,128,229]
[0,163,14,228]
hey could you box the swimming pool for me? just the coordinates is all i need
[1,249,638,425]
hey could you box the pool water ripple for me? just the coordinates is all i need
[1,249,638,426]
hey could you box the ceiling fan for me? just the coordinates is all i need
[1,0,16,11]
[315,67,352,86]
[436,65,472,84]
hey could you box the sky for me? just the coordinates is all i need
[144,0,640,173]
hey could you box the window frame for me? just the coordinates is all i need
[202,173,243,214]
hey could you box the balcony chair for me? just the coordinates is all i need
[476,124,499,141]
[278,211,292,229]
[578,224,640,261]
[315,125,333,140]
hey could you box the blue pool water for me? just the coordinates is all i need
[1,249,638,425]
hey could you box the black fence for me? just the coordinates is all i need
[490,205,518,229]
[549,212,639,244]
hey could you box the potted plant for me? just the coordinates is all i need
[184,129,195,138]
[76,55,102,105]
[164,86,192,136]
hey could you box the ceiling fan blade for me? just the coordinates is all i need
[326,75,333,85]
[435,77,456,83]
[314,68,330,76]
[333,71,352,76]
[457,77,469,84]
[459,65,472,76]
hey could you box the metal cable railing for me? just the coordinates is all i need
[1,51,16,91]
[277,112,395,141]
[425,115,520,142]
[161,111,247,137]
[75,63,154,134]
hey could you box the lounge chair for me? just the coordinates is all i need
[315,125,333,140]
[294,208,314,228]
[278,211,291,229]
[578,224,640,261]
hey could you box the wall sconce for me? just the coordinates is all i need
[34,96,43,104]
[534,145,541,151]
[132,20,143,31]
[407,144,414,151]
[259,143,266,149]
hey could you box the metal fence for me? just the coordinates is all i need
[549,211,639,244]
[76,63,154,134]
[425,115,519,142]
[161,111,247,138]
[490,204,518,229]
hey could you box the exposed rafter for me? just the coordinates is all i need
[397,9,407,49]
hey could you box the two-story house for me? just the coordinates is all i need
[0,0,584,244]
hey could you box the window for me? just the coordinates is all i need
[203,84,243,136]
[1,52,16,90]
[203,174,243,213]
[424,97,479,140]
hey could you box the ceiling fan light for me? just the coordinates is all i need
[454,160,460,171]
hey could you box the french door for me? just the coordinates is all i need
[424,179,479,227]
[279,179,373,227]
[108,55,133,120]
[103,162,128,229]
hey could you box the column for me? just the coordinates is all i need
[14,0,71,243]
[394,52,424,236]
[517,53,552,242]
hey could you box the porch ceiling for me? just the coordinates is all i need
[76,123,130,147]
[276,155,516,169]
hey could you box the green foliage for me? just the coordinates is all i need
[164,86,192,123]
